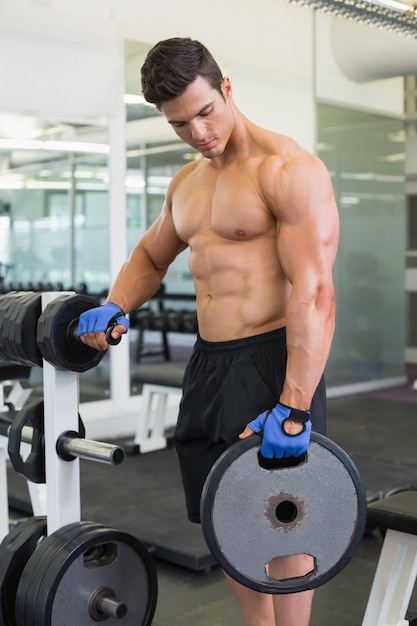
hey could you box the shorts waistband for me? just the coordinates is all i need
[195,327,286,353]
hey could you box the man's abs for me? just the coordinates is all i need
[190,233,289,342]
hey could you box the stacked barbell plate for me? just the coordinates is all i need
[36,294,106,372]
[16,522,158,626]
[0,292,43,367]
[0,517,48,626]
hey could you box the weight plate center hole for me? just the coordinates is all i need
[275,500,298,524]
[265,492,305,530]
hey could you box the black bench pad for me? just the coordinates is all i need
[367,491,417,535]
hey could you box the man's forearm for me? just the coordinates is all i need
[280,285,335,410]
[106,247,168,314]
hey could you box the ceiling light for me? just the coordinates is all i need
[25,181,71,190]
[0,138,109,154]
[43,141,109,154]
[281,0,417,37]
[0,178,24,190]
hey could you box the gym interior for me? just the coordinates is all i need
[1,0,417,624]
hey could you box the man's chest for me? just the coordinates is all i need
[172,167,274,243]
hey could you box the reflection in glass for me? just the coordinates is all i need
[318,104,406,387]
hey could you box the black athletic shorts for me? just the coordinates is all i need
[173,327,327,523]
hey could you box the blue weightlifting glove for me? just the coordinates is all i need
[77,302,130,337]
[247,402,312,463]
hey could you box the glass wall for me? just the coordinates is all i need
[0,104,407,401]
[0,123,196,401]
[0,137,196,295]
[126,142,195,295]
[318,104,407,388]
[0,150,110,295]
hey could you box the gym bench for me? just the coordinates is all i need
[124,383,182,455]
[362,490,417,626]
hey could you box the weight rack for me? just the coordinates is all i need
[42,292,86,533]
[0,291,118,538]
[0,291,158,625]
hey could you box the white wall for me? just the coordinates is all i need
[0,2,124,124]
[0,0,407,147]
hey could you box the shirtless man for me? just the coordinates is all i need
[78,37,339,626]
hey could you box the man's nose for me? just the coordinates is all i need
[190,119,206,141]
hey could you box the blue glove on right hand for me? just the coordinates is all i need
[77,302,130,337]
[247,402,312,460]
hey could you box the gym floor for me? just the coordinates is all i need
[8,351,417,625]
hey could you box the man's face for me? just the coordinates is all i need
[160,76,234,159]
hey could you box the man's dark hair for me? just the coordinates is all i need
[141,37,224,108]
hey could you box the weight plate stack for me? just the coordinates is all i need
[0,516,47,626]
[16,521,158,625]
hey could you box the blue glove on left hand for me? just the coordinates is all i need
[247,402,312,460]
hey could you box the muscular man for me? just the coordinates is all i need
[78,37,339,626]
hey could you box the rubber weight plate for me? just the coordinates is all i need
[3,292,42,367]
[0,516,47,626]
[201,432,367,594]
[16,522,101,626]
[2,293,26,364]
[37,294,106,372]
[0,293,24,365]
[0,293,15,362]
[16,521,158,626]
[7,399,46,484]
[12,292,43,367]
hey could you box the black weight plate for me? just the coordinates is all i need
[37,294,106,372]
[35,298,62,367]
[35,298,67,368]
[13,292,43,367]
[4,293,28,365]
[7,399,45,484]
[6,293,39,367]
[0,294,16,363]
[17,522,158,626]
[0,294,25,365]
[47,526,157,626]
[9,293,37,364]
[0,516,47,626]
[36,297,78,370]
[201,432,367,594]
[16,522,102,626]
[0,294,12,362]
[4,293,31,364]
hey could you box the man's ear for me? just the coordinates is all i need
[221,76,232,101]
